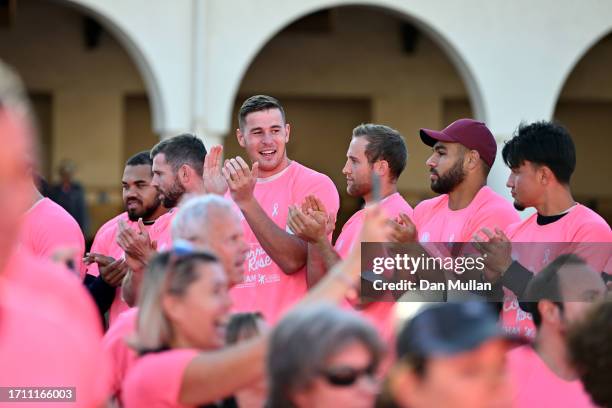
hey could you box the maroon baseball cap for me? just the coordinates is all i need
[419,119,497,167]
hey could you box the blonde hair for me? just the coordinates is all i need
[131,250,218,353]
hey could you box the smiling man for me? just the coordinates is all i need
[218,95,340,323]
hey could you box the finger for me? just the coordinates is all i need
[313,196,326,213]
[118,219,127,233]
[287,217,300,235]
[251,161,259,179]
[224,161,240,181]
[399,213,414,227]
[138,218,147,234]
[495,227,510,242]
[235,156,251,178]
[221,166,237,189]
[480,227,495,241]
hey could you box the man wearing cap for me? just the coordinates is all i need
[508,254,606,407]
[396,119,519,245]
[387,301,518,408]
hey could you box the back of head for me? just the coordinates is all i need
[268,303,384,408]
[352,123,408,181]
[567,300,612,408]
[520,253,586,327]
[238,95,286,130]
[502,121,576,184]
[150,134,206,175]
[226,312,264,344]
[171,194,235,242]
[126,150,153,167]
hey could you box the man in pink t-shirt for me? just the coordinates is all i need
[19,192,86,278]
[506,255,605,407]
[287,123,412,343]
[84,151,167,325]
[208,95,339,324]
[412,119,519,244]
[474,121,611,337]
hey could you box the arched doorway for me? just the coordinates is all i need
[0,0,160,237]
[222,5,476,234]
[553,32,612,224]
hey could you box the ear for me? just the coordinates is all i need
[465,150,480,171]
[284,123,291,144]
[162,294,183,323]
[538,300,561,326]
[237,128,246,148]
[374,159,390,178]
[178,164,191,184]
[539,166,555,186]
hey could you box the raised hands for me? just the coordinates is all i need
[202,145,228,195]
[472,227,513,283]
[222,156,258,205]
[387,213,418,243]
[116,218,157,271]
[287,195,335,242]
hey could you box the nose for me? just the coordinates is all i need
[151,174,160,188]
[356,374,380,397]
[342,159,351,176]
[426,154,436,169]
[506,173,514,188]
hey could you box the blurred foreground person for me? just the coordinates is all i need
[568,300,612,408]
[121,203,391,407]
[511,254,607,408]
[0,62,108,406]
[388,302,518,408]
[267,304,384,408]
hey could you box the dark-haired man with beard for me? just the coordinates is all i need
[84,151,167,325]
[405,119,519,244]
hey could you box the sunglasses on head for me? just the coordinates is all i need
[320,363,377,387]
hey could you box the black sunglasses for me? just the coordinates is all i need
[320,363,377,387]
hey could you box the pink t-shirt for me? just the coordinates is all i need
[229,161,340,324]
[334,192,413,344]
[507,345,597,408]
[102,307,138,402]
[413,186,519,243]
[122,349,199,408]
[503,204,612,338]
[0,247,109,407]
[18,197,86,279]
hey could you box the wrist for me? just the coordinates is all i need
[236,195,257,211]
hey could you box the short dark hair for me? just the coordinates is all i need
[352,123,407,181]
[502,121,576,184]
[126,150,152,167]
[150,134,206,174]
[520,254,586,327]
[238,95,286,130]
[567,301,612,408]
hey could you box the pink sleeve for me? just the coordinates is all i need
[124,349,198,407]
[38,217,87,279]
[294,173,340,220]
[102,311,137,396]
[469,204,520,238]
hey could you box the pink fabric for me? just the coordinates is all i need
[149,208,176,252]
[122,349,199,408]
[102,307,138,402]
[412,186,519,243]
[333,193,413,343]
[334,192,413,258]
[18,197,86,279]
[507,345,597,408]
[503,204,612,338]
[229,161,340,324]
[0,248,109,407]
[88,211,174,324]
